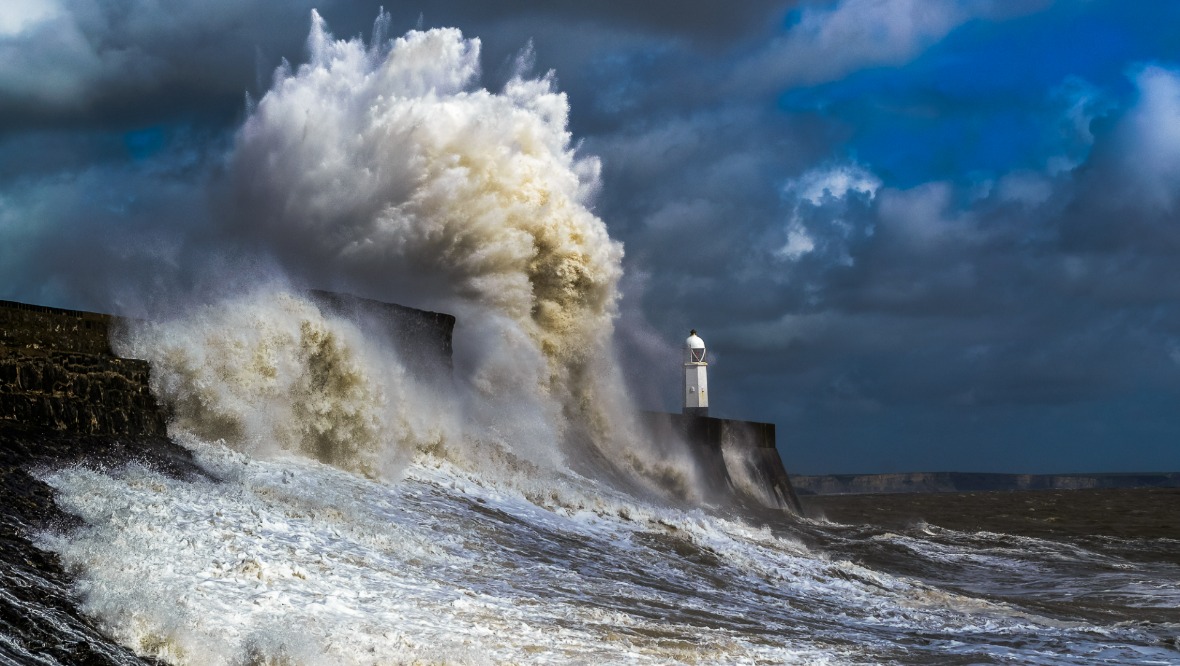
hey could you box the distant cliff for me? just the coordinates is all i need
[792,471,1180,495]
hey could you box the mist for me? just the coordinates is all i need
[107,11,709,505]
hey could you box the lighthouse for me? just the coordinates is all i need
[683,329,708,417]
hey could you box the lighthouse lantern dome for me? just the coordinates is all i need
[685,329,706,363]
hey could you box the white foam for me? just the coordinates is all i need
[37,433,1179,665]
[35,438,832,664]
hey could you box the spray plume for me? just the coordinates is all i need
[232,11,622,382]
[118,10,700,496]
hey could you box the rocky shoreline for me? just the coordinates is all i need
[0,300,194,662]
[0,426,204,664]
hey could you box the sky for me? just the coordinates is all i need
[3,0,1180,474]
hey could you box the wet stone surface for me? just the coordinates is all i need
[0,427,203,665]
[0,349,167,437]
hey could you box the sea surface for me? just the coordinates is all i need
[6,9,1176,663]
[3,435,1178,665]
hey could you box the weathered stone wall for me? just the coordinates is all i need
[0,347,167,437]
[0,300,167,437]
[0,293,458,440]
[0,299,113,356]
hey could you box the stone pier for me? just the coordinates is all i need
[643,411,803,513]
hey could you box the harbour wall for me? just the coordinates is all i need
[643,412,803,514]
[308,290,455,379]
[0,300,166,437]
[0,297,804,514]
[0,295,456,439]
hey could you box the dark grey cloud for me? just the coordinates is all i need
[4,0,1180,474]
[0,0,792,131]
[399,0,790,44]
[0,133,227,314]
[637,62,1180,472]
[0,1,332,130]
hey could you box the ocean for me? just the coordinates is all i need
[3,432,1176,665]
[3,13,1178,665]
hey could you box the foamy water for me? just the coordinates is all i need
[34,434,1180,665]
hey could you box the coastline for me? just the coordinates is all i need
[0,426,201,665]
[799,485,1180,550]
[792,470,1180,495]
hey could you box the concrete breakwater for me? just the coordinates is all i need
[643,412,803,514]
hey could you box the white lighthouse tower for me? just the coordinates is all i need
[683,329,709,417]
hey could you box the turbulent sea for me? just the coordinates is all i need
[3,433,1175,665]
[4,12,1179,665]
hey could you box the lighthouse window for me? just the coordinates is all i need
[689,348,705,363]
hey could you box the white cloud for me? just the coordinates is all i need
[788,162,881,204]
[777,162,880,260]
[1043,76,1115,175]
[0,0,61,36]
[1113,65,1180,211]
[996,171,1053,206]
[0,0,322,114]
[736,0,1048,91]
[0,4,116,109]
[876,180,974,249]
[779,228,817,260]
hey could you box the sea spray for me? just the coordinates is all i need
[229,13,621,410]
[115,290,454,480]
[34,436,826,664]
[129,10,703,494]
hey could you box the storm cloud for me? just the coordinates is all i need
[4,0,1180,474]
